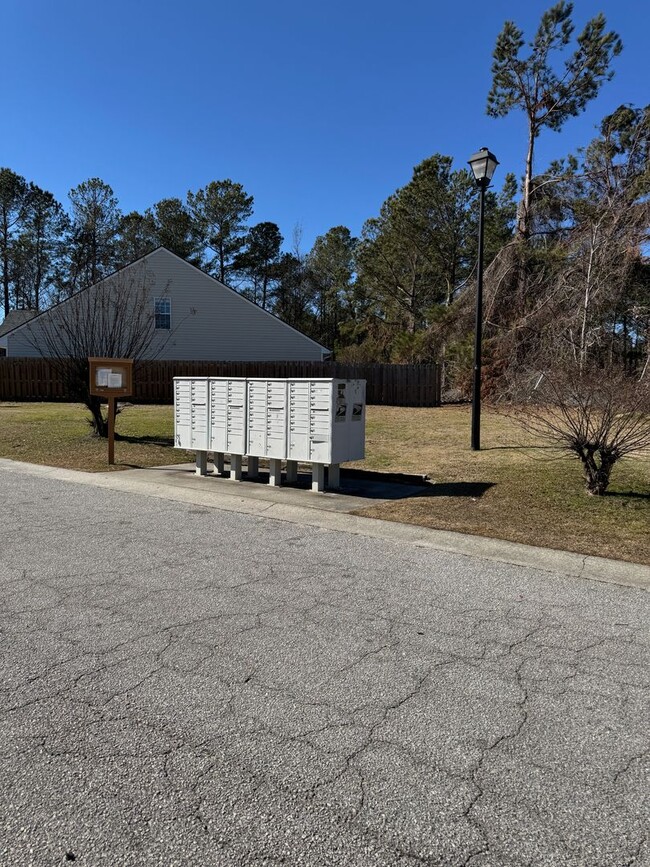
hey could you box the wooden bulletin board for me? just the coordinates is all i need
[89,358,133,398]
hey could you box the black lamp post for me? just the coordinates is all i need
[467,147,499,451]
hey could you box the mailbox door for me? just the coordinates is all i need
[288,380,310,461]
[174,379,192,449]
[226,379,247,454]
[265,380,287,459]
[246,379,267,457]
[309,380,332,464]
[190,379,209,450]
[209,379,228,452]
[246,379,287,459]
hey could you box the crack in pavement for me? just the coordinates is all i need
[1,469,648,867]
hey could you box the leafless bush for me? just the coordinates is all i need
[24,261,170,435]
[506,362,650,495]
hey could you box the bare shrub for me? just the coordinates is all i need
[507,363,650,495]
[23,261,170,436]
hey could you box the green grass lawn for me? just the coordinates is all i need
[1,401,648,565]
[0,402,190,473]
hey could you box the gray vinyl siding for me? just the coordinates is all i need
[6,316,53,357]
[5,321,51,357]
[144,250,327,360]
[5,249,329,361]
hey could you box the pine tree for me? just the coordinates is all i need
[187,180,253,283]
[487,2,622,240]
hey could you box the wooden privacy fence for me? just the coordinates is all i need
[0,358,441,407]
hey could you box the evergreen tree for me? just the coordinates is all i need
[13,186,68,310]
[233,221,283,309]
[306,226,357,350]
[0,168,32,316]
[117,211,158,265]
[187,180,254,283]
[356,155,512,352]
[487,1,622,240]
[66,178,121,291]
[274,251,317,338]
[146,198,201,264]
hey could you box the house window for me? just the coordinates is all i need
[154,297,171,329]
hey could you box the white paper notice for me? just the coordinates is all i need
[96,368,110,387]
[108,372,123,388]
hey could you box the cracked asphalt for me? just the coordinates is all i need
[1,467,648,867]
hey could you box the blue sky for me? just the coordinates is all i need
[4,0,647,252]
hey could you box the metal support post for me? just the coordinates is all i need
[312,463,325,493]
[327,464,340,489]
[229,454,242,481]
[471,180,486,452]
[195,451,208,475]
[268,458,282,487]
[285,460,298,484]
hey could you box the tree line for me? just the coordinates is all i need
[0,162,514,357]
[1,2,647,399]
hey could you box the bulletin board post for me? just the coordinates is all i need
[88,358,134,466]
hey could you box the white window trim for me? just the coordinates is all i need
[154,297,171,330]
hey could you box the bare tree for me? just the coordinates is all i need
[24,261,171,436]
[507,360,650,495]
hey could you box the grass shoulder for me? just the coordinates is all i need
[1,401,647,565]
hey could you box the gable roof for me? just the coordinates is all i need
[0,247,330,355]
[155,247,330,355]
[0,309,38,338]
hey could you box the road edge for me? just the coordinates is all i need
[1,457,648,591]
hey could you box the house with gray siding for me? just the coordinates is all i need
[0,247,330,361]
[0,309,38,355]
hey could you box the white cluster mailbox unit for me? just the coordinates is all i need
[173,377,365,491]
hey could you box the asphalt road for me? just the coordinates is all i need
[0,467,648,866]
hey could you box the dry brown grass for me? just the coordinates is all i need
[349,406,650,565]
[1,401,648,564]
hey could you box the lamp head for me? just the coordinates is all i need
[468,147,499,186]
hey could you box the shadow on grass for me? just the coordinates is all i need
[424,481,495,498]
[112,462,497,503]
[114,434,174,446]
[604,490,650,501]
[338,470,495,501]
[481,444,557,451]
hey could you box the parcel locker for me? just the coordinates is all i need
[287,379,366,464]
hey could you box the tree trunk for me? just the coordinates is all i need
[517,122,536,240]
[579,230,597,373]
[2,214,9,315]
[87,395,108,438]
[581,449,614,495]
[219,241,225,284]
